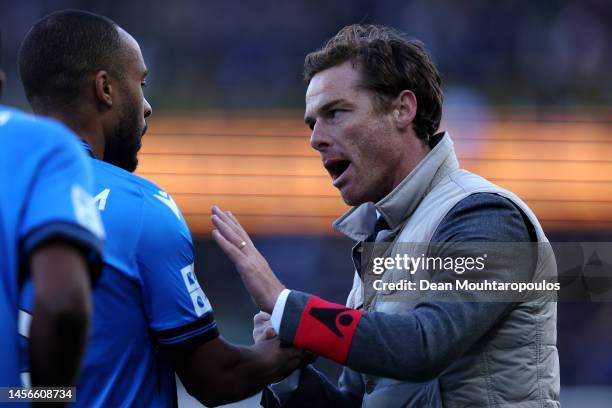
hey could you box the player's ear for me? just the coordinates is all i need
[94,70,113,108]
[393,90,417,131]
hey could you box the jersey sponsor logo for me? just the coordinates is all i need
[190,288,212,317]
[154,190,181,220]
[181,264,212,317]
[94,188,111,210]
[181,264,201,293]
[72,184,105,239]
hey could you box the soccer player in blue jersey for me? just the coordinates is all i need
[0,66,104,391]
[18,10,303,407]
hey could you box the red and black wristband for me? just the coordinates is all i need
[292,295,364,364]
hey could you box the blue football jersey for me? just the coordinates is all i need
[20,141,218,407]
[0,106,104,389]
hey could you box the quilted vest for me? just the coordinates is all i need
[336,134,560,407]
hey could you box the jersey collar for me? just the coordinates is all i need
[78,139,96,158]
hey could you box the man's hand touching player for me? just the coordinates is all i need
[253,312,276,343]
[252,311,317,366]
[211,206,285,313]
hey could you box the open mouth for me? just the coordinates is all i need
[324,158,351,183]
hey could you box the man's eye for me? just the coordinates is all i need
[328,109,346,121]
[141,81,147,88]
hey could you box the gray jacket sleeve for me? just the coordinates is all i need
[261,366,363,408]
[277,193,535,384]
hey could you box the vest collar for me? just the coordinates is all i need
[333,132,459,241]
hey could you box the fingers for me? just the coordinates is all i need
[254,326,276,342]
[253,312,276,342]
[225,210,254,246]
[211,213,244,249]
[211,229,244,264]
[253,327,267,342]
[225,210,241,227]
[217,209,241,237]
[219,208,241,231]
[212,206,244,240]
[254,311,271,324]
[264,326,277,339]
[212,206,253,246]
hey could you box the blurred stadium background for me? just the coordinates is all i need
[2,0,611,406]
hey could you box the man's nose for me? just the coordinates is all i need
[309,122,332,152]
[144,98,152,118]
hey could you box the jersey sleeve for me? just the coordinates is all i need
[18,121,105,273]
[137,192,219,354]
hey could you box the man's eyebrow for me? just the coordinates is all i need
[320,99,347,113]
[142,68,148,78]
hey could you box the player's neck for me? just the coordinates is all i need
[44,111,105,160]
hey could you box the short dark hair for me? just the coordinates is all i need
[19,10,124,111]
[304,24,443,141]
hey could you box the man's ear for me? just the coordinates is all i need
[94,71,113,107]
[393,90,417,130]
